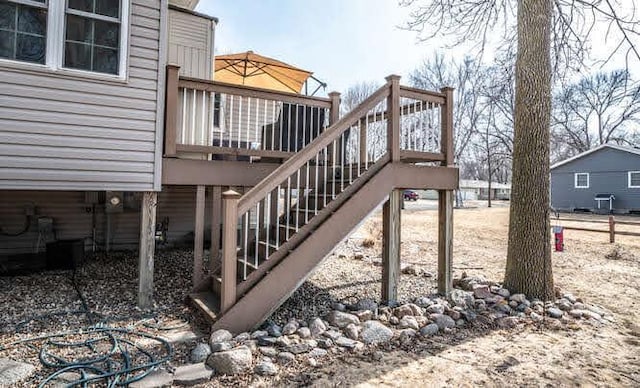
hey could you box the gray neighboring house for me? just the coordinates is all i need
[550,144,640,214]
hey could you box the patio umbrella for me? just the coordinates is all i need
[214,51,314,94]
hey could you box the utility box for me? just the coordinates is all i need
[46,239,85,270]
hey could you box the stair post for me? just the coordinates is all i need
[382,189,402,304]
[328,91,341,166]
[221,190,241,313]
[386,75,401,162]
[164,64,180,157]
[438,86,455,296]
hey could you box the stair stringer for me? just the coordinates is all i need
[211,163,397,333]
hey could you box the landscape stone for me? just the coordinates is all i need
[206,346,252,375]
[344,323,360,340]
[389,316,400,325]
[420,323,439,336]
[259,346,278,357]
[266,323,283,337]
[473,285,493,299]
[307,357,318,367]
[275,336,292,347]
[328,311,360,328]
[415,296,433,308]
[323,330,342,340]
[450,289,475,309]
[399,328,417,342]
[563,293,577,303]
[190,343,211,363]
[257,336,277,346]
[432,314,456,330]
[128,370,173,387]
[173,363,213,386]
[255,361,278,376]
[587,304,606,316]
[234,332,251,342]
[251,330,268,339]
[297,327,311,338]
[210,342,232,353]
[461,310,477,321]
[287,343,311,354]
[209,329,233,345]
[309,318,327,336]
[394,303,423,318]
[335,336,359,348]
[398,316,420,330]
[277,352,296,365]
[497,288,511,298]
[317,338,334,349]
[0,359,35,386]
[426,304,445,314]
[557,299,573,311]
[547,307,564,319]
[360,320,394,344]
[355,298,379,311]
[282,320,300,335]
[530,312,543,321]
[447,310,461,320]
[309,348,328,358]
[354,310,373,321]
[332,302,346,312]
[510,294,527,303]
[569,309,583,318]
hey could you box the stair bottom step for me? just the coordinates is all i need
[188,291,220,324]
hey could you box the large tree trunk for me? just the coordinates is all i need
[504,0,554,300]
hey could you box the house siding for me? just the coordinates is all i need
[168,7,214,79]
[551,147,640,212]
[0,187,219,256]
[0,0,165,192]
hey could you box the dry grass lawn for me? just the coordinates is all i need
[309,206,640,387]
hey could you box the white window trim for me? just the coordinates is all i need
[0,0,130,81]
[574,172,589,188]
[629,171,640,189]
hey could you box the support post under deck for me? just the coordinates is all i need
[210,186,222,271]
[438,189,453,295]
[382,189,402,304]
[138,191,158,309]
[193,185,205,286]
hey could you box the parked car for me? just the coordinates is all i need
[404,190,419,201]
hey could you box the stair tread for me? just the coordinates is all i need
[188,291,219,323]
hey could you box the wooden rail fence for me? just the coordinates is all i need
[554,215,640,243]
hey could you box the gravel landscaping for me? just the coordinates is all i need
[1,206,639,386]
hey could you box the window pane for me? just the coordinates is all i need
[0,2,16,30]
[66,14,92,43]
[94,20,118,47]
[632,173,640,186]
[93,46,118,74]
[96,0,119,18]
[16,33,45,63]
[68,0,94,13]
[65,42,92,70]
[0,30,15,59]
[17,5,46,35]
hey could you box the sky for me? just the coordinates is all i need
[196,0,470,94]
[196,0,638,95]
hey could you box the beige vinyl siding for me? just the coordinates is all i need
[0,0,164,192]
[168,8,213,79]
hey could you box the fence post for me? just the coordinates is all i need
[328,92,341,165]
[164,64,180,157]
[386,75,401,162]
[440,87,455,166]
[609,216,615,243]
[221,190,241,313]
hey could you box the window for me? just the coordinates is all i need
[629,171,640,188]
[575,172,589,188]
[0,0,129,78]
[65,0,121,74]
[0,0,48,64]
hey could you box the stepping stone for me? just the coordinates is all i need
[129,369,173,388]
[173,363,213,386]
[0,359,35,386]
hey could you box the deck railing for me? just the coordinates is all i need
[164,65,338,161]
[218,75,455,312]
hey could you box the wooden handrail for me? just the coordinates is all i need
[178,77,332,108]
[399,85,446,104]
[237,82,392,215]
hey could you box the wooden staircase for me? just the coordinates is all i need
[188,76,458,333]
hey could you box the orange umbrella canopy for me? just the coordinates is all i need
[214,51,313,94]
